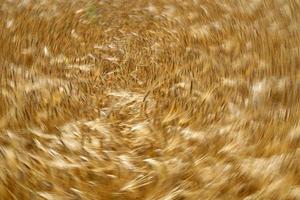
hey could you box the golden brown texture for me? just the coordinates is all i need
[0,0,300,199]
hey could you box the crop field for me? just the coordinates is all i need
[0,0,300,199]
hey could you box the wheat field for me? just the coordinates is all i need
[0,0,300,199]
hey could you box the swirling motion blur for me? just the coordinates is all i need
[0,0,299,199]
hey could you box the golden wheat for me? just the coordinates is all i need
[0,0,300,199]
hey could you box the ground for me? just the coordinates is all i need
[0,0,300,199]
